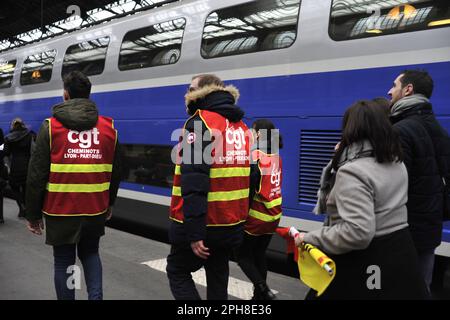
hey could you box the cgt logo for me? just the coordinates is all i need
[225,121,246,150]
[68,128,100,148]
[271,167,281,187]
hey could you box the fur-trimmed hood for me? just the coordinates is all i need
[185,84,240,106]
[184,84,244,122]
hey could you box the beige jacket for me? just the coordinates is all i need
[303,141,409,255]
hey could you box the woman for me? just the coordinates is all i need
[237,119,283,300]
[4,118,34,218]
[296,100,428,300]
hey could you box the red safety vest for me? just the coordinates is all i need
[42,116,117,216]
[245,150,282,235]
[170,109,251,226]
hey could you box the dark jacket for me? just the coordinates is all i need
[0,128,7,188]
[169,84,246,248]
[4,128,34,185]
[25,98,122,246]
[307,228,428,300]
[391,102,450,252]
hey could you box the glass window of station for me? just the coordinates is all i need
[0,59,16,89]
[121,144,175,188]
[118,18,186,71]
[20,49,57,85]
[201,0,301,59]
[62,36,110,77]
[330,0,450,41]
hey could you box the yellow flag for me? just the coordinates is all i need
[297,243,336,296]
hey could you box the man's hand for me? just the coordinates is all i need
[106,207,113,221]
[27,219,44,235]
[191,240,210,259]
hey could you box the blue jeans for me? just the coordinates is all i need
[53,236,103,300]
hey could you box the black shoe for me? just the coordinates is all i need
[0,218,4,224]
[255,282,277,300]
[18,210,25,219]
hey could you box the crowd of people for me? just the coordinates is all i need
[1,69,449,300]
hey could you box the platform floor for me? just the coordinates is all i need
[0,198,308,300]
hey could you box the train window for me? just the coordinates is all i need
[330,0,450,41]
[121,144,175,188]
[20,49,57,86]
[201,0,301,59]
[0,59,16,89]
[118,18,186,71]
[62,37,110,77]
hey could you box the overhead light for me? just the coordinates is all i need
[428,19,450,27]
[388,4,417,20]
[366,29,383,34]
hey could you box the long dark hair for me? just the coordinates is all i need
[252,119,283,153]
[331,100,403,170]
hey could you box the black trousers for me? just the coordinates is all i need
[10,181,26,214]
[237,233,272,286]
[0,191,3,220]
[166,243,231,300]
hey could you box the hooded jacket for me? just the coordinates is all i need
[4,128,34,185]
[169,84,247,247]
[25,98,122,246]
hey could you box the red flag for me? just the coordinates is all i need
[275,227,298,262]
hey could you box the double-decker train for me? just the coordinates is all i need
[0,0,449,258]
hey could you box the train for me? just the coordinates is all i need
[0,0,449,260]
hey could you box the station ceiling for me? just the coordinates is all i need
[0,0,119,42]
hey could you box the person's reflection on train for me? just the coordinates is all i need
[167,74,251,300]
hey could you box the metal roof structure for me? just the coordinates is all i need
[0,0,180,52]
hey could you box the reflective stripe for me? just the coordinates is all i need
[210,167,250,178]
[208,188,249,202]
[254,197,282,209]
[50,163,113,173]
[174,166,249,178]
[173,186,249,202]
[249,209,282,222]
[47,182,110,193]
[43,208,107,217]
[172,186,181,197]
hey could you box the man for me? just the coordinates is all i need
[166,74,251,300]
[25,71,122,300]
[388,69,450,294]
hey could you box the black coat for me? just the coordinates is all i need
[169,85,246,249]
[4,129,33,185]
[306,228,428,300]
[391,102,450,253]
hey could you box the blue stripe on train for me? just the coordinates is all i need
[0,60,449,239]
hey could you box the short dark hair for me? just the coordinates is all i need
[399,69,434,98]
[252,118,283,151]
[63,71,92,99]
[192,74,224,88]
[332,100,403,170]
